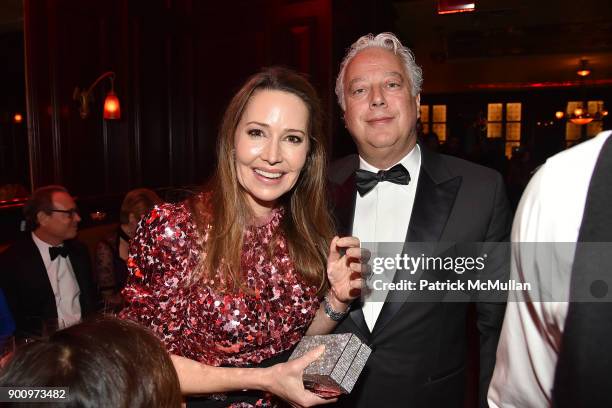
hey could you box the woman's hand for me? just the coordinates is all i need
[327,236,366,305]
[261,346,337,407]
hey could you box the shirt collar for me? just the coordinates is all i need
[31,232,64,250]
[358,144,421,179]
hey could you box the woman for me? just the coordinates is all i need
[0,316,182,407]
[95,188,162,311]
[120,67,363,407]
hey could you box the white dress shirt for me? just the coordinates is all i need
[488,130,612,408]
[31,233,82,329]
[353,144,421,331]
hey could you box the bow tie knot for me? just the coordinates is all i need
[49,246,69,261]
[355,163,411,196]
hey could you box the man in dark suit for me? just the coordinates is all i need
[0,185,97,338]
[328,33,511,407]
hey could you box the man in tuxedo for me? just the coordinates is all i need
[0,185,97,338]
[328,33,511,407]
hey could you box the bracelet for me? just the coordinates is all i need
[323,295,350,321]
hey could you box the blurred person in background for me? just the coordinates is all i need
[94,188,162,312]
[0,185,97,338]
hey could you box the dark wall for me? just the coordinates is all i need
[0,31,28,191]
[23,0,338,197]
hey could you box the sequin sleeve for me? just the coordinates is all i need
[120,202,198,355]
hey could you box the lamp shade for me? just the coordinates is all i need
[103,90,121,120]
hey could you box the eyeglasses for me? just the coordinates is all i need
[50,208,80,218]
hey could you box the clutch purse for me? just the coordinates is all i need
[288,333,372,397]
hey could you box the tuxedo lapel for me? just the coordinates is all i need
[19,236,58,324]
[337,174,372,338]
[332,173,357,237]
[371,147,462,337]
[23,237,55,301]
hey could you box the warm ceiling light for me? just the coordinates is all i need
[569,107,594,125]
[576,59,591,77]
[73,71,121,120]
[570,117,594,125]
[553,60,606,124]
[13,113,23,123]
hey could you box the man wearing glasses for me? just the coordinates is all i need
[0,185,97,338]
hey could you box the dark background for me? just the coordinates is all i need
[0,0,611,223]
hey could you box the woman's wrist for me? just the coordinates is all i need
[257,365,277,393]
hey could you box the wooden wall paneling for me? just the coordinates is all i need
[184,0,196,185]
[45,0,62,185]
[23,0,41,191]
[0,30,28,191]
[24,0,55,189]
[138,2,171,189]
[129,6,143,187]
[165,29,175,186]
[169,0,195,187]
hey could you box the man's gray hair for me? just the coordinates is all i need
[335,32,423,111]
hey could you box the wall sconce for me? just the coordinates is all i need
[73,71,121,120]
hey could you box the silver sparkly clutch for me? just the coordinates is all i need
[288,333,372,397]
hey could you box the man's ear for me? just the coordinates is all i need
[37,211,49,227]
[416,93,421,119]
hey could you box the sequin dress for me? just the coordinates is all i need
[120,193,320,407]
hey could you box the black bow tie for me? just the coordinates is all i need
[49,246,69,261]
[355,163,411,196]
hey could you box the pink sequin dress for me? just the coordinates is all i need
[120,193,320,406]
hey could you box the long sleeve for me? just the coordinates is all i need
[120,204,197,357]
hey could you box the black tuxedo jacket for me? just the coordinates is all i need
[329,146,512,408]
[0,234,98,337]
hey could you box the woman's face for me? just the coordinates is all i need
[234,89,310,217]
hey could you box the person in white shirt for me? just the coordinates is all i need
[488,130,612,407]
[0,185,97,338]
[328,32,512,408]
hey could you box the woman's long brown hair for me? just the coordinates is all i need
[189,67,334,295]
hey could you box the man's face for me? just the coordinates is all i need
[37,192,81,242]
[342,47,420,166]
